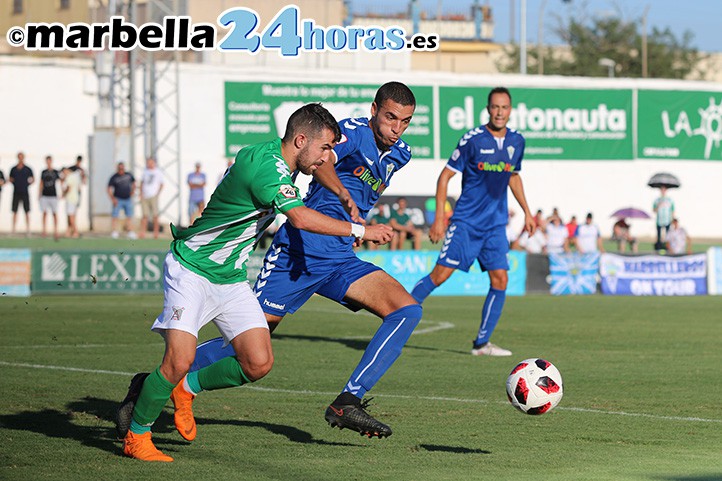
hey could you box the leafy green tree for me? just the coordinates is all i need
[497,11,706,79]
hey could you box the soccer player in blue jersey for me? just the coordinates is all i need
[172,82,420,439]
[411,87,535,357]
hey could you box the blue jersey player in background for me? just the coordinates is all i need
[411,87,535,357]
[179,82,420,439]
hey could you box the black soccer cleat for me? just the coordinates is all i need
[324,393,393,439]
[115,372,150,439]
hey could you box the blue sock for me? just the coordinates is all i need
[190,337,234,372]
[343,304,422,398]
[474,288,506,347]
[411,275,437,304]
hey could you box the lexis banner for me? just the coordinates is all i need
[638,90,722,161]
[32,250,164,294]
[225,82,434,159]
[438,87,633,160]
[599,253,707,296]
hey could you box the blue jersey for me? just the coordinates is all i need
[273,117,412,258]
[446,126,525,230]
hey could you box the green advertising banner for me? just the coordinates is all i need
[225,82,434,159]
[638,90,722,161]
[32,250,165,294]
[438,87,634,160]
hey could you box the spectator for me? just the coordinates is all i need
[67,155,87,184]
[365,205,395,250]
[573,212,604,253]
[63,166,82,238]
[546,215,570,254]
[108,162,137,239]
[506,210,519,246]
[517,220,547,254]
[39,155,62,240]
[653,186,675,250]
[389,197,423,250]
[9,151,34,235]
[218,158,233,185]
[666,218,691,255]
[0,158,5,209]
[139,157,164,239]
[533,209,544,228]
[566,215,578,238]
[187,162,206,225]
[612,218,638,253]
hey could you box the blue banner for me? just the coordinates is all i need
[600,253,707,296]
[357,250,527,296]
[549,253,599,295]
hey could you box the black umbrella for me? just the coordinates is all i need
[648,172,680,189]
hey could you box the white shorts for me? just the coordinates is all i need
[66,202,79,215]
[40,196,58,213]
[151,252,268,345]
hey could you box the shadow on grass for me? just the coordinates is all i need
[0,396,358,456]
[418,443,491,455]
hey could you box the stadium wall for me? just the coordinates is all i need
[1,56,720,240]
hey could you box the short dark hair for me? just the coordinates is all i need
[283,103,341,143]
[488,86,512,106]
[374,81,416,109]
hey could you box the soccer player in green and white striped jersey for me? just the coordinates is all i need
[117,103,393,462]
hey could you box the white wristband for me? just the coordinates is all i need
[350,223,365,240]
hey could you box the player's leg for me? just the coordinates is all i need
[23,195,30,234]
[471,227,512,357]
[51,199,58,240]
[319,262,422,438]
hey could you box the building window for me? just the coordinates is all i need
[13,0,23,15]
[59,0,70,9]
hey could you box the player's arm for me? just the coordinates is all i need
[312,158,360,222]
[429,167,456,243]
[509,173,535,236]
[284,205,392,244]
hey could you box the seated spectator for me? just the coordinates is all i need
[546,215,570,254]
[666,218,691,255]
[612,218,638,253]
[365,205,395,250]
[517,219,547,254]
[573,212,604,253]
[389,197,423,250]
[566,215,578,238]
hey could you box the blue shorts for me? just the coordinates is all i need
[253,244,381,316]
[436,222,509,272]
[112,198,133,218]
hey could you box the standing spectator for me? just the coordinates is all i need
[9,151,34,235]
[108,161,137,239]
[411,86,535,357]
[573,212,604,253]
[67,155,87,184]
[63,166,82,238]
[139,157,164,239]
[666,218,691,255]
[39,155,62,240]
[546,215,570,254]
[565,215,578,238]
[0,158,6,210]
[653,186,675,250]
[389,197,423,250]
[187,162,206,225]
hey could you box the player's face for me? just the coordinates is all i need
[370,99,415,150]
[487,92,512,132]
[297,127,337,175]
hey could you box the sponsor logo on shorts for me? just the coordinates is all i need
[263,298,286,311]
[171,306,185,320]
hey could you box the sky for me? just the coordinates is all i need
[350,0,721,53]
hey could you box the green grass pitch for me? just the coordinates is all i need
[1,293,722,480]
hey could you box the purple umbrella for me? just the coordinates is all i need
[610,207,651,219]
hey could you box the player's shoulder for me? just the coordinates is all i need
[393,138,413,161]
[506,127,525,143]
[456,125,490,147]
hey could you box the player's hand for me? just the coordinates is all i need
[364,224,394,245]
[338,190,360,223]
[524,213,536,236]
[428,219,446,244]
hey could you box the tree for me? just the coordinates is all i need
[497,10,706,79]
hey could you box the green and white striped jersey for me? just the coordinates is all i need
[170,138,303,284]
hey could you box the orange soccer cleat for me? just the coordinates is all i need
[122,431,173,462]
[170,379,197,441]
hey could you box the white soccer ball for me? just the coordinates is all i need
[506,358,563,415]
